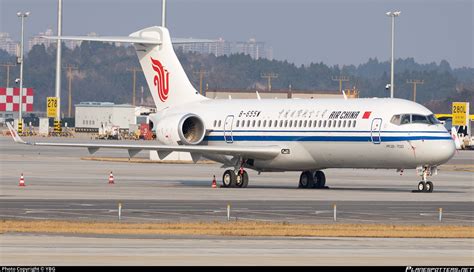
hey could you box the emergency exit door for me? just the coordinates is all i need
[224,115,234,143]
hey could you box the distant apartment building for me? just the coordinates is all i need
[174,38,231,57]
[0,32,18,56]
[173,38,273,60]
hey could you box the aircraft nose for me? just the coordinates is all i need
[434,140,456,164]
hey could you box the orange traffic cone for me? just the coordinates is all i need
[108,171,115,184]
[211,175,217,188]
[19,173,25,187]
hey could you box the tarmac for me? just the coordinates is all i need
[0,135,473,265]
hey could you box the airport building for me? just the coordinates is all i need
[75,102,136,132]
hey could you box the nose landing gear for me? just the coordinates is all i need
[415,166,436,193]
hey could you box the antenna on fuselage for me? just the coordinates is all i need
[162,0,166,27]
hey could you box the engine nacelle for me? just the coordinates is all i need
[155,113,206,145]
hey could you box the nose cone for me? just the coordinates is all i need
[433,140,456,165]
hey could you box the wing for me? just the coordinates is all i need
[6,123,280,160]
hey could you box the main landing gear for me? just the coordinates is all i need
[222,168,249,188]
[298,170,327,189]
[415,166,436,193]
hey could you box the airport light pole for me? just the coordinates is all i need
[386,11,400,99]
[17,11,30,133]
[162,0,166,27]
[54,0,63,134]
[261,72,278,91]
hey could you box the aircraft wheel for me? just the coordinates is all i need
[314,171,326,188]
[237,170,249,188]
[417,181,426,192]
[425,181,434,193]
[222,170,236,188]
[299,171,314,189]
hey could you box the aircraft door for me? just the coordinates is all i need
[223,115,234,143]
[370,118,382,144]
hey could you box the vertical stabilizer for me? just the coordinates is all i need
[130,26,205,111]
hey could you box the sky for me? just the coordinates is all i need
[1,0,472,68]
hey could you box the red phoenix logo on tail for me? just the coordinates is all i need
[151,57,170,102]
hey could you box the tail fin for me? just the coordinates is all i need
[130,26,205,111]
[44,26,206,112]
[451,127,463,150]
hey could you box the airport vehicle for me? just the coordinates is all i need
[436,114,474,150]
[7,26,455,193]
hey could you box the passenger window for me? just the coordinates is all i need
[213,120,217,127]
[347,120,351,127]
[293,121,297,128]
[338,120,341,127]
[218,120,222,127]
[353,121,357,127]
[268,120,272,127]
[279,120,283,127]
[298,120,302,127]
[252,120,256,127]
[236,120,240,127]
[318,120,322,127]
[258,120,261,127]
[263,120,267,127]
[247,120,251,127]
[274,120,278,127]
[304,120,308,127]
[323,120,327,127]
[289,120,293,127]
[328,120,332,127]
[284,120,288,127]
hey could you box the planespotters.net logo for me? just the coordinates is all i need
[151,57,170,102]
[406,267,474,272]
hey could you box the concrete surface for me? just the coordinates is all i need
[0,136,472,265]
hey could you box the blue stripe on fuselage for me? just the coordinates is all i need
[204,135,452,142]
[210,129,449,134]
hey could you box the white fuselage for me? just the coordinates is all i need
[152,97,455,172]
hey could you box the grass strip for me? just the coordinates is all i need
[1,220,473,238]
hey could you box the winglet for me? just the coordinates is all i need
[6,122,27,144]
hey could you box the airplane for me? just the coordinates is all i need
[7,25,456,193]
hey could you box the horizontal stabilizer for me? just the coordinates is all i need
[42,36,215,45]
[42,35,161,45]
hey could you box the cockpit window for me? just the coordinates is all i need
[411,114,430,124]
[400,114,411,125]
[390,115,401,125]
[427,114,441,125]
[390,114,441,125]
